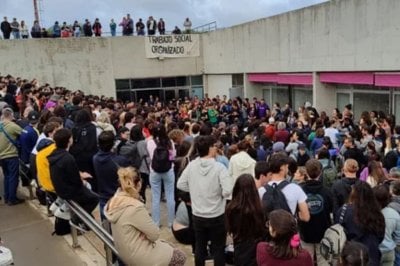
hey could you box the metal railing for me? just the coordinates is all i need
[65,200,120,266]
[192,21,217,33]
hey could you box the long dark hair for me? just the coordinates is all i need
[225,174,266,242]
[349,182,385,236]
[268,209,299,259]
[151,123,171,148]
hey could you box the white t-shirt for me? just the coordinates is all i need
[260,180,307,215]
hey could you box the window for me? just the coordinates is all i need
[116,90,134,102]
[394,94,400,125]
[232,74,244,87]
[131,78,160,89]
[191,75,203,86]
[292,87,312,110]
[353,92,389,120]
[337,93,350,112]
[115,79,130,91]
[271,86,289,107]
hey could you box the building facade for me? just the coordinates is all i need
[0,0,399,121]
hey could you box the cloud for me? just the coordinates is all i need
[0,0,327,32]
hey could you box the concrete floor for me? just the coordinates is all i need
[0,187,87,265]
[0,169,215,266]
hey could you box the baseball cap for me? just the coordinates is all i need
[28,111,39,123]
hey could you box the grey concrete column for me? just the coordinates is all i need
[313,72,336,114]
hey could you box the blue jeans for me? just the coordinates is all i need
[395,248,400,266]
[150,169,175,227]
[2,157,20,203]
[111,30,116,36]
[12,31,20,39]
[99,198,107,221]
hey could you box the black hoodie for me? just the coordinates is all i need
[93,150,130,201]
[48,148,84,199]
[299,180,333,243]
[331,177,359,219]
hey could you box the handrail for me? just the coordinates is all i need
[65,200,120,266]
[192,21,217,33]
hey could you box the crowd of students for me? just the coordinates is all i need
[1,73,400,265]
[0,15,192,39]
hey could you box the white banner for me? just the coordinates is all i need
[145,34,200,58]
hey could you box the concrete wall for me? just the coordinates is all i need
[0,37,204,97]
[0,0,399,99]
[202,0,400,74]
[205,74,232,98]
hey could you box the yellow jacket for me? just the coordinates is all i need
[36,142,56,192]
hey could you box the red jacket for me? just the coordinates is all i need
[264,125,275,140]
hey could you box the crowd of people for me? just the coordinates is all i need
[0,15,193,39]
[1,73,400,265]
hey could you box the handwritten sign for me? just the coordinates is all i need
[145,34,200,58]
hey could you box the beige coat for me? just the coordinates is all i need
[105,191,173,266]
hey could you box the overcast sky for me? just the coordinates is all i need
[1,0,327,32]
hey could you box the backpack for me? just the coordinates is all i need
[321,159,337,188]
[320,204,347,264]
[69,123,98,160]
[119,141,142,169]
[151,140,172,173]
[52,217,71,236]
[262,180,291,219]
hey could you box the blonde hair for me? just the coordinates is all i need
[118,167,141,199]
[97,111,111,124]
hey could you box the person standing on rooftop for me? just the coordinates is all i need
[183,17,192,34]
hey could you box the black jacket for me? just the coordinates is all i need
[92,150,130,201]
[1,21,11,34]
[299,180,333,243]
[48,148,84,199]
[69,122,98,173]
[331,177,358,219]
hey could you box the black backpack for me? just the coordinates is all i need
[52,217,71,236]
[151,140,172,173]
[262,180,291,219]
[119,141,143,169]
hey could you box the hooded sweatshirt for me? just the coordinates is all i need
[299,180,333,243]
[105,190,173,266]
[228,151,256,182]
[93,150,130,201]
[177,157,233,218]
[331,177,359,219]
[48,148,84,199]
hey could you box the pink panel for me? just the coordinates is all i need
[248,73,278,83]
[277,73,313,85]
[374,73,400,87]
[320,72,374,85]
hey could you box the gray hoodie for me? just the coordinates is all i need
[177,157,233,218]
